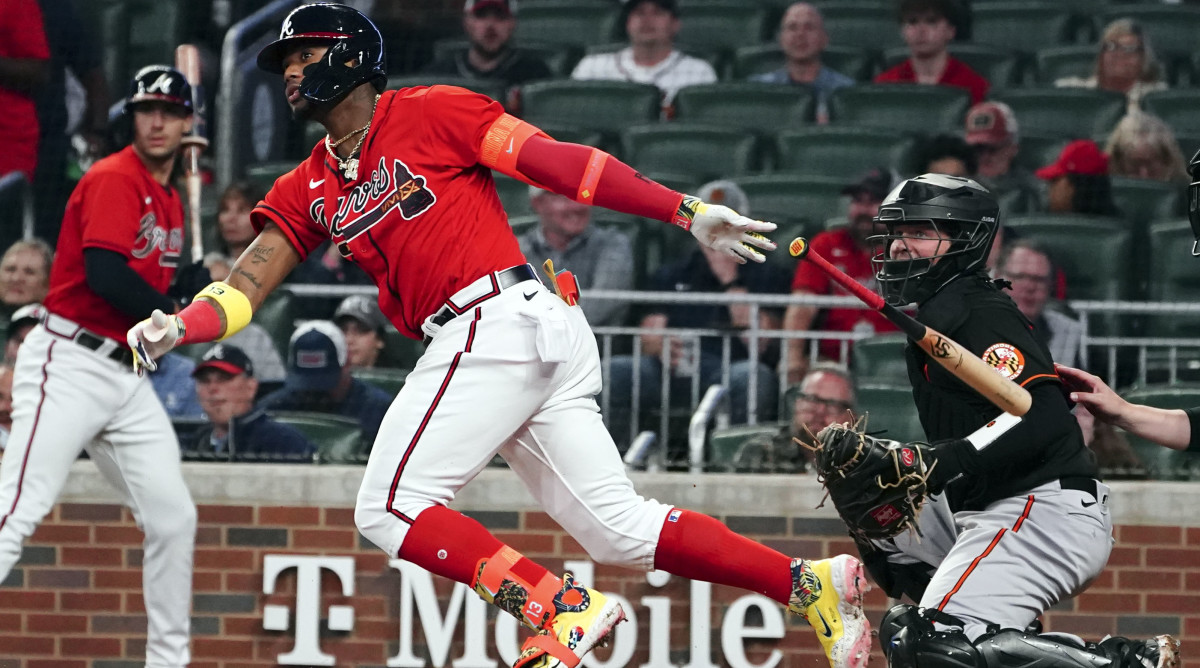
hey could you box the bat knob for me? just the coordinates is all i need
[788,237,809,258]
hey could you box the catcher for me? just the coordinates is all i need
[811,174,1179,668]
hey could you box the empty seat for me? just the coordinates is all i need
[776,127,916,180]
[385,75,508,103]
[1109,177,1183,232]
[882,45,1021,89]
[674,1,771,54]
[852,334,909,385]
[380,328,425,369]
[1116,385,1200,480]
[673,82,815,136]
[244,161,299,194]
[1140,90,1200,137]
[493,173,535,218]
[1014,133,1072,173]
[271,412,365,464]
[1143,220,1200,338]
[620,124,761,183]
[708,422,785,471]
[818,1,904,51]
[513,1,620,48]
[994,88,1126,140]
[1034,45,1097,85]
[255,289,299,358]
[730,175,849,225]
[351,367,410,398]
[972,3,1077,55]
[521,80,662,137]
[829,84,971,134]
[855,384,923,443]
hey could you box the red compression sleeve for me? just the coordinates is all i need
[176,299,222,344]
[516,135,685,223]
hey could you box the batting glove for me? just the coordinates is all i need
[676,195,777,263]
[126,309,184,376]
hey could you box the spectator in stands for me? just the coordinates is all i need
[571,0,717,115]
[783,167,901,383]
[260,321,392,445]
[728,363,856,473]
[334,294,389,370]
[189,343,316,461]
[914,133,977,177]
[750,2,854,124]
[1055,18,1166,113]
[1036,139,1121,217]
[201,252,287,383]
[0,0,50,181]
[4,302,42,362]
[875,0,988,104]
[150,351,205,420]
[994,239,1083,369]
[1105,111,1188,183]
[964,101,1041,212]
[0,238,52,320]
[0,361,11,451]
[519,185,635,327]
[421,0,552,115]
[216,181,265,261]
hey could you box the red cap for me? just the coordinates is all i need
[1035,140,1109,180]
[964,101,1018,146]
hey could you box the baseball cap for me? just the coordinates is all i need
[192,344,254,378]
[286,321,348,392]
[1035,140,1109,181]
[8,303,45,338]
[841,167,896,201]
[464,0,516,16]
[696,180,750,215]
[965,101,1019,146]
[334,295,388,336]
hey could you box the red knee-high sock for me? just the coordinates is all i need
[654,509,793,605]
[398,505,553,586]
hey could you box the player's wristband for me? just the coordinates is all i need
[195,281,253,341]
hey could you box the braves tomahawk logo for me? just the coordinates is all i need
[131,212,183,267]
[310,157,436,245]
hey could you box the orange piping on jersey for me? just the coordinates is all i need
[1019,373,1058,387]
[479,113,546,176]
[575,148,609,204]
[1011,494,1035,532]
[937,527,1007,611]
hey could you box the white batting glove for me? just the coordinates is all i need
[678,195,777,263]
[126,309,184,376]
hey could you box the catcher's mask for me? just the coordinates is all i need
[871,173,1000,306]
[1188,147,1200,257]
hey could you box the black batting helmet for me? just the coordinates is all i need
[871,173,1000,306]
[125,65,194,114]
[256,3,387,108]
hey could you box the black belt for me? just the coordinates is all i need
[429,264,539,329]
[73,330,136,369]
[1060,476,1099,500]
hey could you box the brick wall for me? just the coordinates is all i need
[0,500,1197,668]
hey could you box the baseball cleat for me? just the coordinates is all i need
[788,554,871,668]
[1096,634,1181,668]
[512,573,626,668]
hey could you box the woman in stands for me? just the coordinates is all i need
[1055,18,1167,112]
[1105,111,1188,183]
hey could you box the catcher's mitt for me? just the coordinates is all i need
[812,418,934,541]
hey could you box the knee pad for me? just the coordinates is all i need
[880,604,978,668]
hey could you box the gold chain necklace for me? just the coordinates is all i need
[324,94,382,181]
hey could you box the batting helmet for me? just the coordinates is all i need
[256,3,387,109]
[125,65,194,114]
[871,173,1000,306]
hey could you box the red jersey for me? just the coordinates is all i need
[874,57,989,105]
[0,0,50,178]
[791,227,898,360]
[44,146,184,340]
[253,87,525,339]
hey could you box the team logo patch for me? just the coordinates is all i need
[982,342,1025,380]
[297,351,327,368]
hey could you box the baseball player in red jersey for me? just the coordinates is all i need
[127,5,869,668]
[0,65,199,667]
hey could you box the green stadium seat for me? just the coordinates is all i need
[537,124,606,151]
[707,422,784,471]
[882,45,1021,89]
[493,173,534,218]
[639,172,701,196]
[851,334,909,386]
[822,45,879,83]
[1099,6,1200,75]
[818,1,904,52]
[430,38,581,78]
[255,289,299,358]
[351,367,410,398]
[513,1,620,48]
[993,88,1126,140]
[620,124,761,183]
[854,384,923,443]
[1115,385,1200,480]
[674,1,772,54]
[730,175,848,225]
[1143,220,1200,337]
[1140,90,1200,137]
[1109,177,1183,232]
[385,75,508,103]
[380,328,425,369]
[971,3,1078,55]
[244,161,299,194]
[673,83,815,136]
[829,84,971,135]
[1014,133,1072,173]
[521,80,662,139]
[271,412,365,464]
[776,127,915,180]
[1033,46,1097,85]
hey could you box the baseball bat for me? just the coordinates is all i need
[788,237,1032,416]
[175,44,207,264]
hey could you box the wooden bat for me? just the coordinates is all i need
[175,44,207,264]
[788,237,1032,416]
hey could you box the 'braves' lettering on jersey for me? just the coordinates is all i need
[252,87,526,339]
[44,146,184,341]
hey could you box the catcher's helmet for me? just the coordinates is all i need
[871,173,1000,306]
[256,3,387,109]
[125,65,194,114]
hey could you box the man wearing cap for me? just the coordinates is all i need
[964,101,1040,213]
[518,187,634,327]
[1036,139,1121,217]
[334,294,390,369]
[782,167,901,383]
[4,302,43,362]
[750,2,854,124]
[571,0,717,114]
[422,0,552,115]
[189,344,315,461]
[259,321,393,445]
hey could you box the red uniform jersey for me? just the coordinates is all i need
[791,227,898,360]
[0,0,50,178]
[874,57,989,105]
[252,87,526,339]
[44,146,184,340]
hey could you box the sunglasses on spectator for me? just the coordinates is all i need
[1102,41,1142,54]
[798,393,854,412]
